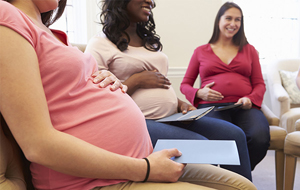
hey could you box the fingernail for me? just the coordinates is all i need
[94,78,99,83]
[100,83,104,87]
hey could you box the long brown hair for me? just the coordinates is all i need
[209,2,248,51]
[3,0,67,27]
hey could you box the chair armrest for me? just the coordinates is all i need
[71,43,86,53]
[272,83,289,102]
[271,83,291,116]
[296,119,300,131]
[261,104,280,126]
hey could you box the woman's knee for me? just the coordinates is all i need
[220,121,247,141]
[247,126,270,149]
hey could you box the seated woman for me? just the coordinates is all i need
[85,0,252,180]
[0,0,256,189]
[180,2,270,171]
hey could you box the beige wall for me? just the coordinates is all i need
[153,0,223,68]
[87,0,223,67]
[152,0,271,107]
[85,0,272,108]
[151,0,223,103]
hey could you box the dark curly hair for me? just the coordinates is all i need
[209,2,248,51]
[99,0,162,52]
[3,0,67,27]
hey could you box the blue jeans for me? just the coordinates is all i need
[146,115,252,181]
[198,103,270,171]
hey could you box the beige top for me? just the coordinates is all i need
[85,32,178,119]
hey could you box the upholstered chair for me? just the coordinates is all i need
[0,114,34,190]
[261,104,287,190]
[283,119,300,190]
[266,59,300,133]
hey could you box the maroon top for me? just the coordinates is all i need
[180,43,265,108]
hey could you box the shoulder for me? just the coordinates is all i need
[0,1,28,25]
[85,32,116,64]
[191,44,211,57]
[194,43,210,51]
[240,44,260,63]
[90,32,116,47]
[195,44,210,50]
[0,1,17,13]
[242,43,257,53]
[0,1,36,46]
[86,32,117,52]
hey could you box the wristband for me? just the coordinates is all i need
[142,158,150,182]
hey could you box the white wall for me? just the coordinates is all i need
[86,0,102,41]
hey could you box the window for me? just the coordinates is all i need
[51,0,101,44]
[231,0,300,64]
[51,0,91,44]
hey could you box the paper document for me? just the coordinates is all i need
[153,139,240,165]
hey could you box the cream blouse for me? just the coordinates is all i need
[85,32,178,119]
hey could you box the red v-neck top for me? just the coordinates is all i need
[180,43,265,108]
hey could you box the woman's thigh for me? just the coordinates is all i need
[184,116,246,141]
[146,119,208,146]
[180,164,255,190]
[93,181,214,190]
[232,108,270,140]
[93,164,256,190]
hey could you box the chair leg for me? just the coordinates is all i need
[284,154,297,190]
[275,150,285,190]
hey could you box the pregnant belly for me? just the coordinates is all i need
[203,74,252,97]
[131,86,178,119]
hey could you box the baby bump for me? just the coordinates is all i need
[203,74,253,97]
[131,86,178,119]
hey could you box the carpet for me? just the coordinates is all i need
[252,150,300,190]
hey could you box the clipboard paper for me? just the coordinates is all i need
[155,106,214,123]
[153,139,240,165]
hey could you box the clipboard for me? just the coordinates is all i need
[214,103,242,111]
[156,106,214,123]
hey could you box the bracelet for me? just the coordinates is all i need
[142,158,150,182]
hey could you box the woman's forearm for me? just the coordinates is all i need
[28,129,146,181]
[122,74,141,96]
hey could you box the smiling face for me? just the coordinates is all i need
[218,7,242,40]
[126,0,154,23]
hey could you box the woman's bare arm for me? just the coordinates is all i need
[0,26,184,182]
[122,70,171,96]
